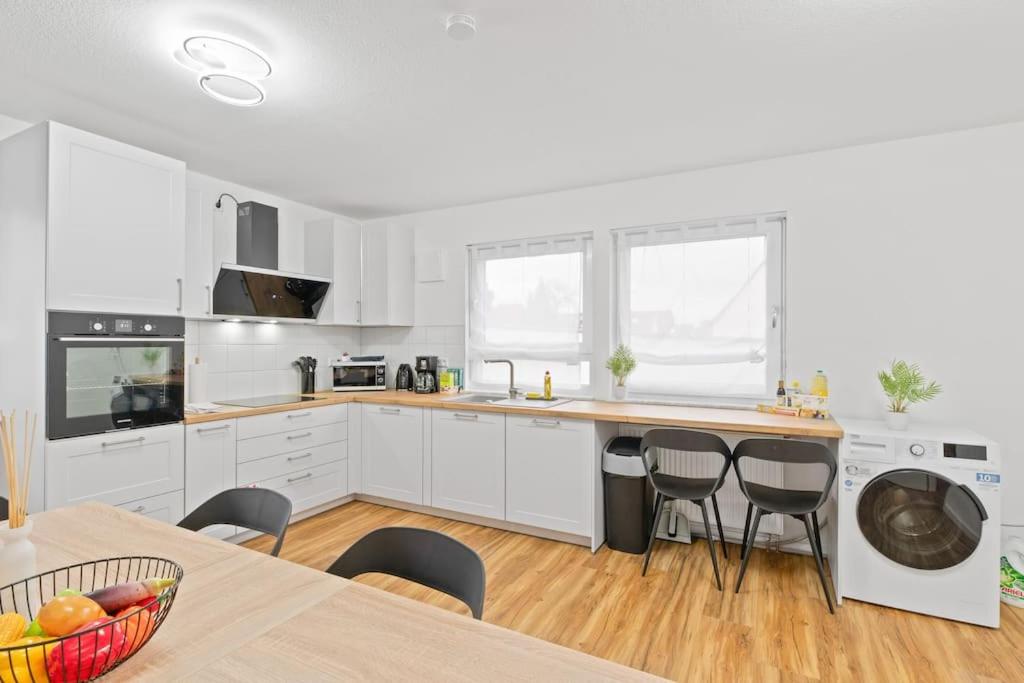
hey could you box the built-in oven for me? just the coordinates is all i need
[47,312,185,440]
[330,358,386,391]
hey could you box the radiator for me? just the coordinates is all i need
[617,424,784,537]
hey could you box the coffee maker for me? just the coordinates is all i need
[414,356,439,394]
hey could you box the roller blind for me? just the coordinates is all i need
[613,214,784,399]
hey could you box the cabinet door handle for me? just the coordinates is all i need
[205,284,212,315]
[286,432,313,440]
[287,412,313,419]
[130,505,146,513]
[287,452,313,462]
[176,278,183,312]
[101,436,146,448]
[379,407,400,415]
[196,424,230,433]
[454,413,479,420]
[356,300,361,324]
[531,418,561,427]
[287,472,314,483]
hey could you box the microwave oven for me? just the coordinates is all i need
[330,358,386,392]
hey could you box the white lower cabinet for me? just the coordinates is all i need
[45,424,185,509]
[505,415,593,536]
[362,405,424,504]
[185,420,237,539]
[117,490,184,525]
[254,461,348,513]
[431,409,505,520]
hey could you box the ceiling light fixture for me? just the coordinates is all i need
[198,73,265,107]
[175,34,271,107]
[445,14,477,41]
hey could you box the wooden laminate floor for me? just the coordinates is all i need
[245,501,1024,682]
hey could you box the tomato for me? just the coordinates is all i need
[47,617,127,682]
[115,605,154,655]
[0,636,57,682]
[36,595,106,637]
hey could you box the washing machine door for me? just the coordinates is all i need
[856,468,988,570]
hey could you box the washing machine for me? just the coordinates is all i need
[836,419,1001,627]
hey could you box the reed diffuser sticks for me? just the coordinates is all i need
[0,410,37,528]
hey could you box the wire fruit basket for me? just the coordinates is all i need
[0,556,183,682]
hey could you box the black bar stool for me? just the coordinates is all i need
[732,438,837,613]
[639,429,732,589]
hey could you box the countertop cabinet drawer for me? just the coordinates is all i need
[45,424,185,508]
[238,441,348,486]
[236,404,347,440]
[236,422,348,463]
[254,461,348,515]
[116,490,184,525]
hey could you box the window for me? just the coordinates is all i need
[467,233,593,393]
[613,213,784,401]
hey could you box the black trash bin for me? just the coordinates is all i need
[603,436,654,554]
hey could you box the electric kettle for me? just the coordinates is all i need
[396,364,414,391]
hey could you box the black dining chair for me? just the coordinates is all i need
[0,495,7,522]
[326,527,487,620]
[178,487,293,557]
[732,438,837,613]
[639,429,732,590]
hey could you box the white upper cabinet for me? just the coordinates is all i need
[183,186,216,318]
[303,219,414,326]
[304,217,362,325]
[46,123,186,315]
[361,222,414,326]
[431,409,505,520]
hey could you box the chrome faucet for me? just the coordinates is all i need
[484,359,519,399]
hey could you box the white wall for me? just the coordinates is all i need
[368,122,1024,524]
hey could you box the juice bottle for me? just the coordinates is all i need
[811,370,829,398]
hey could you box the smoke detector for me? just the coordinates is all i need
[445,14,477,41]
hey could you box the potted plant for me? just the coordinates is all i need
[606,344,637,400]
[877,360,942,430]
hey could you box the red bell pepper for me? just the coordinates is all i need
[47,617,127,682]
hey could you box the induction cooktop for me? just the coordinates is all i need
[215,394,327,408]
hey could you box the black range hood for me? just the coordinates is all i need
[211,201,332,321]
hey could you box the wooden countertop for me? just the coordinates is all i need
[185,390,843,439]
[28,503,658,681]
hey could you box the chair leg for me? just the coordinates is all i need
[710,493,728,559]
[740,502,753,560]
[642,492,666,576]
[734,507,762,593]
[811,510,825,560]
[803,514,835,614]
[698,499,722,591]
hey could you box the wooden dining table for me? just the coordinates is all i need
[26,502,659,681]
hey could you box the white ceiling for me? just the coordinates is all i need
[1,1,1022,219]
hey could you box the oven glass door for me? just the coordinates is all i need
[333,365,380,389]
[856,468,987,570]
[48,337,185,439]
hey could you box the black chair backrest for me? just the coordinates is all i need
[639,428,732,489]
[0,495,7,522]
[178,488,292,557]
[326,527,486,620]
[733,438,837,508]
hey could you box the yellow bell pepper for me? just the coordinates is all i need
[0,636,56,682]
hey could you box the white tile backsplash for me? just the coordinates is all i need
[187,321,361,402]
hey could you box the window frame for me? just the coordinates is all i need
[465,231,594,396]
[611,213,786,404]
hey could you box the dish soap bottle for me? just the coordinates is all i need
[811,370,829,398]
[543,371,552,400]
[776,379,787,406]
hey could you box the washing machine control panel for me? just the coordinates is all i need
[895,439,941,462]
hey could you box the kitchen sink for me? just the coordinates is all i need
[443,393,505,405]
[442,394,572,409]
